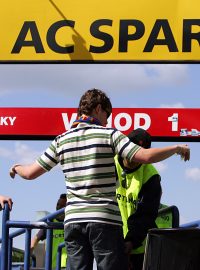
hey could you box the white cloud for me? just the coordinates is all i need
[146,64,189,86]
[159,102,185,108]
[0,142,42,164]
[14,142,42,163]
[0,64,189,96]
[0,147,13,158]
[154,162,168,172]
[0,142,61,172]
[185,167,200,182]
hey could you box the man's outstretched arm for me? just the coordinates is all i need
[9,162,46,180]
[133,144,190,164]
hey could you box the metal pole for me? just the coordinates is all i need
[45,224,53,270]
[56,243,65,270]
[8,238,13,270]
[24,229,31,270]
[1,203,10,270]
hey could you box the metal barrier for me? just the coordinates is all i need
[157,205,200,229]
[2,201,199,270]
[56,243,66,270]
[143,227,200,270]
[142,210,200,270]
[180,220,200,228]
[158,205,180,228]
[0,203,65,270]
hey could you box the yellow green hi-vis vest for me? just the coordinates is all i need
[52,219,67,269]
[115,156,160,255]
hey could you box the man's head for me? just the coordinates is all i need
[122,128,152,169]
[56,193,67,221]
[128,128,152,149]
[56,193,67,211]
[77,88,112,121]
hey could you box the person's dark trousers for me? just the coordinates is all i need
[65,260,71,270]
[130,253,144,270]
[65,222,129,270]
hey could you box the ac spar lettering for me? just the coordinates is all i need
[11,19,200,54]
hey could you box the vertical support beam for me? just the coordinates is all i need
[24,229,31,270]
[45,224,53,270]
[8,238,13,270]
[1,203,10,270]
[56,243,63,270]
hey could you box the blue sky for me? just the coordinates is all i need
[0,63,200,249]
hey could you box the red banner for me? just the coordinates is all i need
[0,108,199,140]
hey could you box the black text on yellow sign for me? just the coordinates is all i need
[11,19,199,54]
[1,0,200,62]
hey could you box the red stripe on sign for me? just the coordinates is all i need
[0,108,199,138]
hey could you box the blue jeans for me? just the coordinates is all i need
[64,222,128,270]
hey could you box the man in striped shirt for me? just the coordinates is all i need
[10,88,190,270]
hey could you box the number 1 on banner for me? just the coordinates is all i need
[168,113,178,131]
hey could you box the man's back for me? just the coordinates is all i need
[59,123,120,226]
[38,121,140,227]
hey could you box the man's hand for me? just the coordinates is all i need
[176,144,190,161]
[125,241,134,270]
[0,195,13,210]
[9,164,20,179]
[125,241,133,255]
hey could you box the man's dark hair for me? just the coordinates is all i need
[56,193,67,210]
[77,88,112,117]
[59,193,66,199]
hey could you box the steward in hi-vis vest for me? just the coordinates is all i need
[31,194,68,270]
[51,218,67,269]
[115,128,162,270]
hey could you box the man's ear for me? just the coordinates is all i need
[95,104,101,113]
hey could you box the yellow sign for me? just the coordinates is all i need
[0,0,200,62]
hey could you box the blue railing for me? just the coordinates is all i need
[0,203,65,270]
[180,219,200,228]
[2,202,199,270]
[56,242,66,270]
